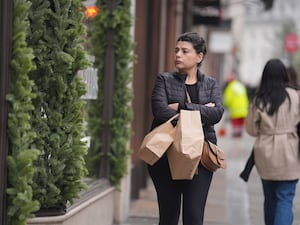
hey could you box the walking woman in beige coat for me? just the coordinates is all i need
[245,58,300,225]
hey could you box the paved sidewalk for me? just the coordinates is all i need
[118,122,300,225]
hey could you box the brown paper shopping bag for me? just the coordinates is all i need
[138,114,178,165]
[167,110,204,179]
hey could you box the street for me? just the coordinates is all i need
[120,120,300,225]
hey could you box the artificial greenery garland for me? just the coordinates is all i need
[27,0,89,210]
[6,0,133,222]
[6,0,40,224]
[87,0,135,186]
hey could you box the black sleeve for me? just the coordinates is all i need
[185,78,224,126]
[151,74,178,126]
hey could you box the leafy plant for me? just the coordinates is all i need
[6,0,40,224]
[27,0,90,209]
[87,0,135,186]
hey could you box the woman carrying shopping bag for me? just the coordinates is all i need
[147,32,224,225]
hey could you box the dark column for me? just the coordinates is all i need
[0,0,13,224]
[182,0,193,31]
[165,0,177,72]
[99,0,117,178]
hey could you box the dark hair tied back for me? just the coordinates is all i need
[177,32,207,55]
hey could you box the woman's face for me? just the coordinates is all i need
[174,41,203,73]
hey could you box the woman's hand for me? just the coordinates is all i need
[205,102,215,107]
[168,103,179,111]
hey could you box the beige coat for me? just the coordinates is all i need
[246,88,300,180]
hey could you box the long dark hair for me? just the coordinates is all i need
[254,58,291,115]
[287,66,299,89]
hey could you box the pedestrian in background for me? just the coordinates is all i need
[240,65,300,182]
[287,66,300,90]
[245,58,300,225]
[223,73,249,137]
[148,32,224,225]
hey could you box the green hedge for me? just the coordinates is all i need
[6,0,40,224]
[6,0,134,223]
[27,0,90,209]
[6,0,90,219]
[87,0,135,186]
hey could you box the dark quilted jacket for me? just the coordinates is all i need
[151,70,224,144]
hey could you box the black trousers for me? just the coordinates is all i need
[147,154,213,225]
